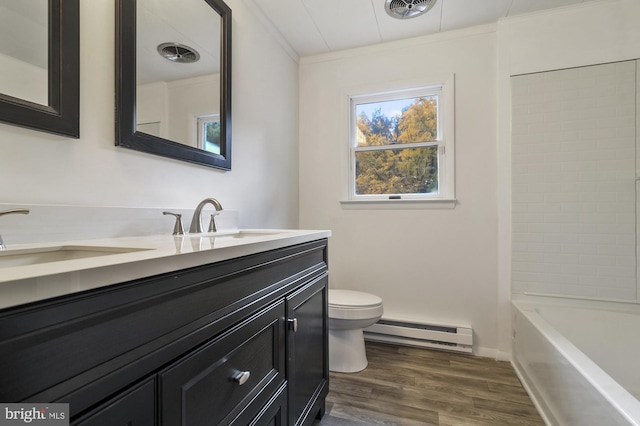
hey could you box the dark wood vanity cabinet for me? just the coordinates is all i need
[0,239,329,426]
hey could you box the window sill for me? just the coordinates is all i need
[339,198,457,209]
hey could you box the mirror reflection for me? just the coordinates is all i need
[0,0,48,105]
[136,0,221,154]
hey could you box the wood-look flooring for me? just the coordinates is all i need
[314,342,544,426]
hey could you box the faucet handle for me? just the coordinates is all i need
[208,213,220,233]
[163,212,185,235]
[0,208,30,217]
[0,208,30,250]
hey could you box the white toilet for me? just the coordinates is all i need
[328,289,383,373]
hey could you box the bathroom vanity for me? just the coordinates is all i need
[0,231,329,425]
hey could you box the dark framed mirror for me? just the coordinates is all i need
[115,0,232,170]
[0,0,79,138]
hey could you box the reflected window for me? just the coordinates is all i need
[197,114,220,154]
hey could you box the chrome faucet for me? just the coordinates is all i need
[0,208,30,250]
[189,198,223,233]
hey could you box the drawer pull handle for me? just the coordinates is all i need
[232,370,251,385]
[288,318,298,332]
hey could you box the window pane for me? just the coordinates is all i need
[355,96,437,147]
[355,146,438,195]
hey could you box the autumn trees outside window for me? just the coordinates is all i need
[348,79,455,202]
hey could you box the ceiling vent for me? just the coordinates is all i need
[157,43,200,64]
[384,0,437,19]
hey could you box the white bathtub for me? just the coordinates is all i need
[512,296,640,426]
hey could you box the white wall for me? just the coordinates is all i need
[299,26,500,357]
[167,74,220,147]
[0,0,299,230]
[496,0,640,355]
[137,82,168,139]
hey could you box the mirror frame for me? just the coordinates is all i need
[0,0,80,138]
[115,0,232,170]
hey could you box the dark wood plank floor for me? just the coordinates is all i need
[314,342,544,426]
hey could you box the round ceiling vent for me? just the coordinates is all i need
[384,0,437,19]
[157,42,200,63]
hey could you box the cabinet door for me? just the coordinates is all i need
[72,378,155,426]
[247,384,287,426]
[160,301,286,426]
[286,274,329,426]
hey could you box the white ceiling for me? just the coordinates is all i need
[0,0,603,83]
[243,0,602,57]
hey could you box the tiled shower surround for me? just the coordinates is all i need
[511,60,638,300]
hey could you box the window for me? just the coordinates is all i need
[196,114,221,154]
[348,78,454,202]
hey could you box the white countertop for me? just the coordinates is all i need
[0,229,330,310]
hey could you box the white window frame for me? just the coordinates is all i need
[346,76,455,203]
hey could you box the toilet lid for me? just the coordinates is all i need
[329,289,382,308]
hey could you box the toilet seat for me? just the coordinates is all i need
[329,289,382,308]
[329,290,383,320]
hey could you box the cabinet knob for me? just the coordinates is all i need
[232,370,250,385]
[288,318,298,332]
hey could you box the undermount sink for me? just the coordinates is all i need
[212,230,291,240]
[0,246,150,268]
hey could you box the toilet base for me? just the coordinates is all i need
[329,328,368,373]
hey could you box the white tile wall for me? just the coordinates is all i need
[511,61,637,300]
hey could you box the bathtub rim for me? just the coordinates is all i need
[512,294,640,426]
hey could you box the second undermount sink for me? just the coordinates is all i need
[219,230,287,239]
[0,246,151,268]
[211,230,293,240]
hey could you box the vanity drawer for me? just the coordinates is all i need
[72,378,155,426]
[160,300,286,426]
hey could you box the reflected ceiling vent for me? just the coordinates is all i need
[157,42,200,63]
[384,0,437,19]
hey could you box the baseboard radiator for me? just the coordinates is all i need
[364,318,473,354]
